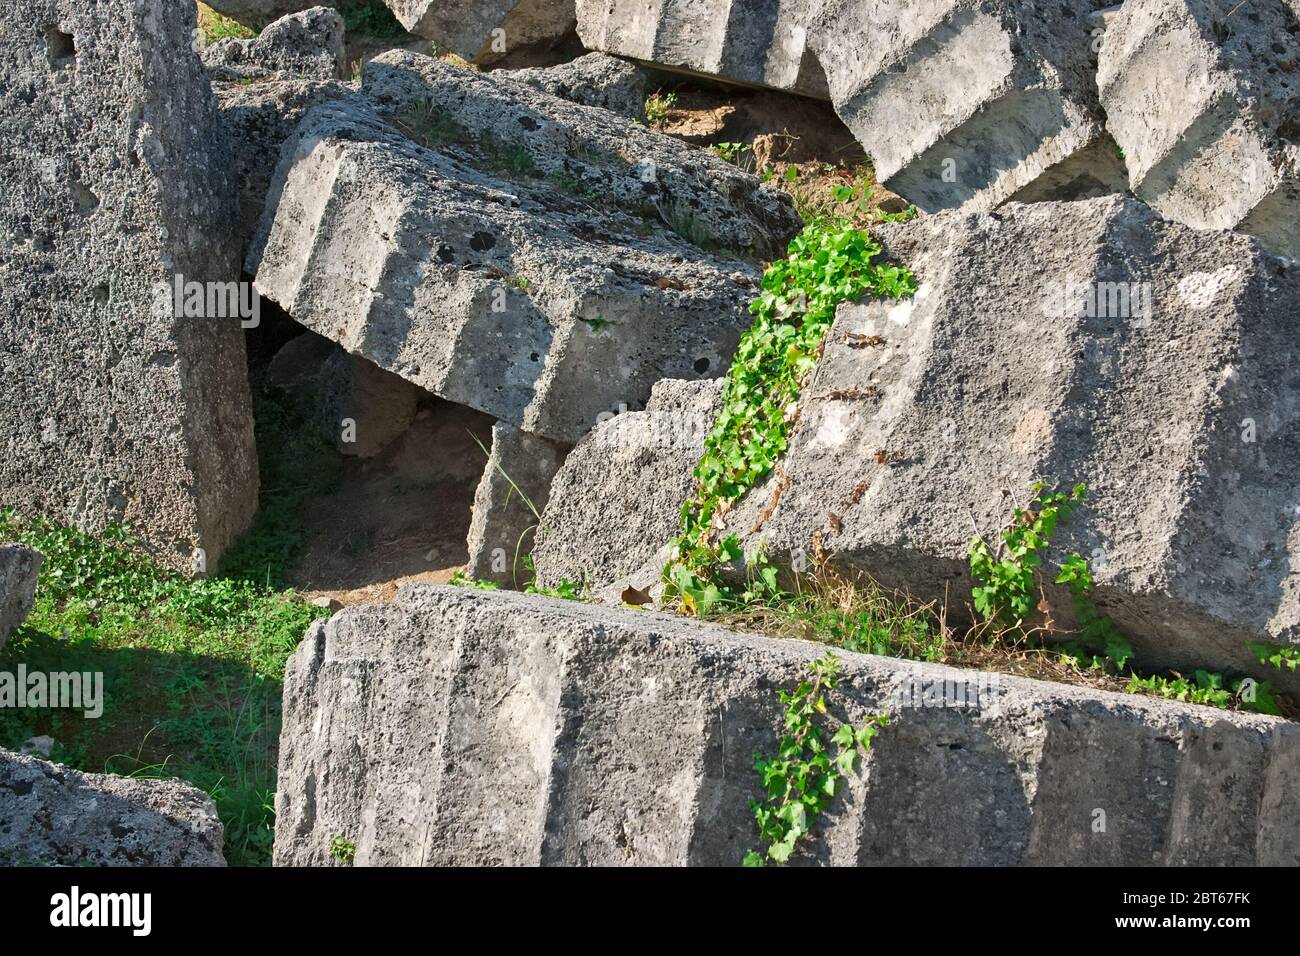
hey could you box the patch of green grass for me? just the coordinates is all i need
[197,2,256,44]
[0,385,338,865]
[0,510,321,866]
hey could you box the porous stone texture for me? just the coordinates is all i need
[202,5,347,82]
[358,50,799,258]
[533,377,722,600]
[0,544,41,651]
[466,423,571,587]
[575,0,831,98]
[1098,0,1300,257]
[0,749,225,866]
[506,51,646,118]
[0,0,258,573]
[213,77,358,252]
[808,0,1113,212]
[248,50,792,444]
[386,0,576,63]
[265,331,423,458]
[275,584,1300,866]
[713,196,1300,694]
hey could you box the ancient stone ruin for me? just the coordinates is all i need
[0,0,1297,878]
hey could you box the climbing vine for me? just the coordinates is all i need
[744,654,888,866]
[665,213,917,613]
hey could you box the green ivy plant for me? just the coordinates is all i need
[329,835,357,865]
[743,654,888,866]
[1252,642,1300,673]
[969,483,1088,627]
[969,486,1283,716]
[666,217,916,613]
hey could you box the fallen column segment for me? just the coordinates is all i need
[1098,0,1300,257]
[275,584,1300,866]
[247,51,796,444]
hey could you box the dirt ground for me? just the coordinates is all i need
[645,79,911,222]
[288,398,495,607]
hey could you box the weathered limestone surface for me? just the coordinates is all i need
[530,197,1300,694]
[358,50,799,258]
[274,585,1300,866]
[576,0,830,98]
[248,51,794,444]
[1098,0,1300,257]
[0,544,40,651]
[214,77,359,252]
[808,0,1113,212]
[714,196,1300,693]
[386,0,576,63]
[0,0,258,573]
[533,377,721,600]
[506,51,646,118]
[202,5,347,82]
[466,423,572,587]
[0,749,225,866]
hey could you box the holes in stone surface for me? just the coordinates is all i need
[71,179,99,214]
[694,356,711,373]
[236,303,494,599]
[45,27,75,70]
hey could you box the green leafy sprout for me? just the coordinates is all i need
[329,835,357,865]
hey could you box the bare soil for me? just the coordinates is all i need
[289,398,494,605]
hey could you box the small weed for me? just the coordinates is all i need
[644,91,678,127]
[397,98,468,148]
[708,142,751,165]
[448,570,500,591]
[1252,642,1300,672]
[546,172,602,203]
[526,575,589,602]
[478,130,539,179]
[968,482,1087,628]
[657,198,715,249]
